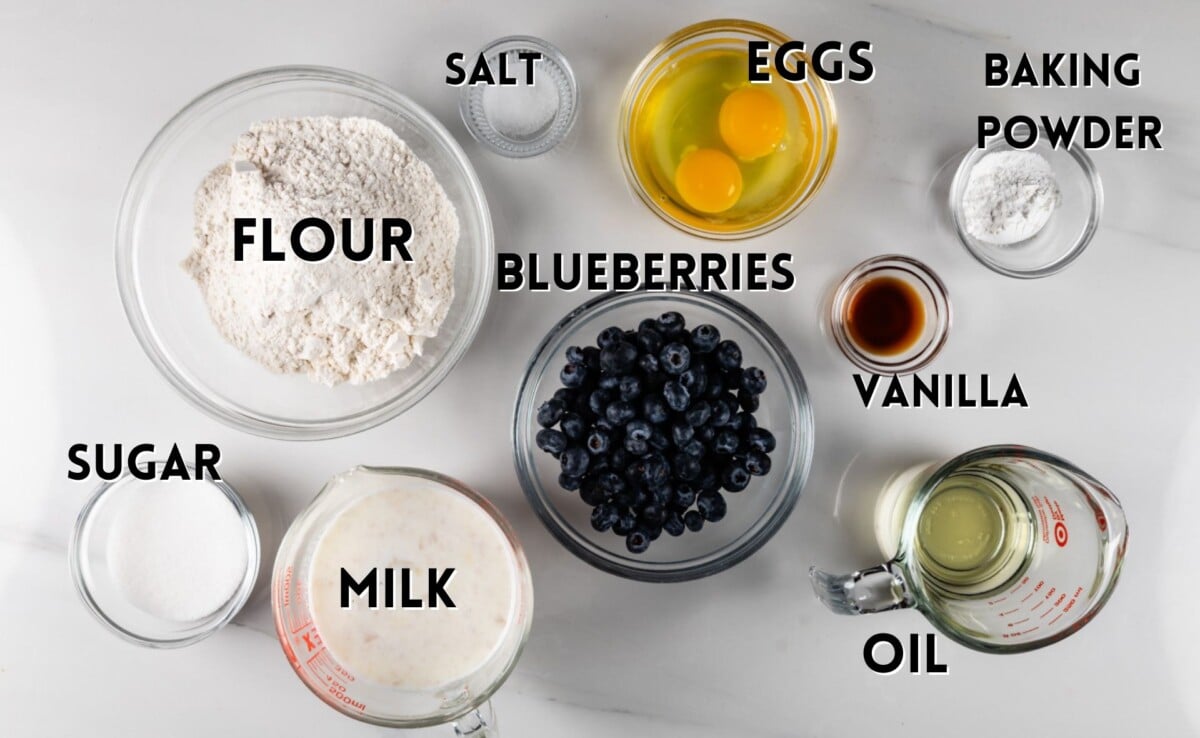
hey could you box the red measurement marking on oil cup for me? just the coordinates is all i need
[278,566,313,635]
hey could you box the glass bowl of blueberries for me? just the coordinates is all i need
[513,290,814,581]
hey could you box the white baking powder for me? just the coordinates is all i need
[107,479,248,622]
[185,117,459,386]
[961,150,1061,246]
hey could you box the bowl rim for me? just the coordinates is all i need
[115,64,494,440]
[948,131,1104,279]
[512,289,815,582]
[617,18,839,241]
[68,469,261,649]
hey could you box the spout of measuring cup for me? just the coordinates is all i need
[453,703,497,737]
[809,561,914,615]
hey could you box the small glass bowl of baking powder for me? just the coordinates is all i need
[69,471,260,648]
[949,127,1103,278]
[459,36,579,157]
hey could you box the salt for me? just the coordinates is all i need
[106,478,248,622]
[481,51,560,139]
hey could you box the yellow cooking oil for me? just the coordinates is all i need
[912,473,1034,597]
[627,46,818,231]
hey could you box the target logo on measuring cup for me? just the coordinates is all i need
[1054,521,1069,547]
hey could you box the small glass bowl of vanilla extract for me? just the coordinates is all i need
[829,255,952,375]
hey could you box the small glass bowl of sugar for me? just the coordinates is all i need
[460,36,579,158]
[70,470,259,648]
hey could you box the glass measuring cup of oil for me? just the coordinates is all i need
[810,446,1127,653]
[271,467,533,733]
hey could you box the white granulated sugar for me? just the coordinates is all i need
[185,117,459,386]
[107,479,248,623]
[961,150,1061,246]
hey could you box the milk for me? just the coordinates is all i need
[309,482,519,690]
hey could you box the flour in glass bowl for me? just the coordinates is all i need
[184,117,460,386]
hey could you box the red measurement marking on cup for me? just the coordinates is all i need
[1008,576,1030,596]
[277,567,313,634]
[1048,612,1065,627]
[1008,617,1030,627]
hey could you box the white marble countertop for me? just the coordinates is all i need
[3,0,1198,735]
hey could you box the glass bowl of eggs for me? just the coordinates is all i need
[619,19,838,240]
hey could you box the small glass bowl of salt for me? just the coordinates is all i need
[460,36,579,158]
[70,471,260,648]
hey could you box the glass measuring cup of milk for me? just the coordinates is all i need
[810,445,1127,653]
[272,467,533,733]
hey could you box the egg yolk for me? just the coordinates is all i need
[674,148,743,214]
[718,87,786,161]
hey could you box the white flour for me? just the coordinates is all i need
[185,117,459,386]
[961,150,1061,246]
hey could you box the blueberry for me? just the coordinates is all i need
[643,394,670,423]
[670,420,694,447]
[741,367,767,395]
[609,448,630,470]
[606,400,637,425]
[649,482,673,507]
[690,324,721,353]
[558,473,582,491]
[594,417,615,432]
[679,367,708,396]
[663,381,690,412]
[713,430,739,455]
[659,342,691,375]
[645,523,663,541]
[707,398,732,428]
[637,354,660,374]
[588,389,612,417]
[565,345,586,364]
[697,491,727,521]
[560,362,588,388]
[656,311,686,336]
[722,464,751,492]
[626,529,651,554]
[624,436,649,456]
[673,453,701,481]
[663,511,686,536]
[730,412,757,434]
[641,504,667,525]
[737,389,760,412]
[641,453,671,490]
[618,375,643,401]
[684,400,712,427]
[552,387,577,406]
[703,372,725,400]
[560,412,586,440]
[537,399,564,428]
[715,340,743,370]
[673,483,698,509]
[696,425,717,444]
[684,510,705,532]
[626,418,652,442]
[682,438,705,457]
[636,327,664,355]
[745,451,772,476]
[631,487,649,510]
[561,446,590,477]
[746,427,776,453]
[586,429,610,455]
[536,428,568,455]
[591,504,619,532]
[638,318,659,334]
[598,471,626,496]
[614,512,637,535]
[649,429,671,451]
[600,341,638,374]
[597,326,625,348]
[580,479,608,506]
[598,375,620,391]
[697,469,720,492]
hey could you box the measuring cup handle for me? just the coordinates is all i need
[809,561,914,615]
[453,703,498,737]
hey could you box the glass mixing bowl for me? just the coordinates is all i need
[116,66,493,440]
[619,19,838,240]
[513,291,815,581]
